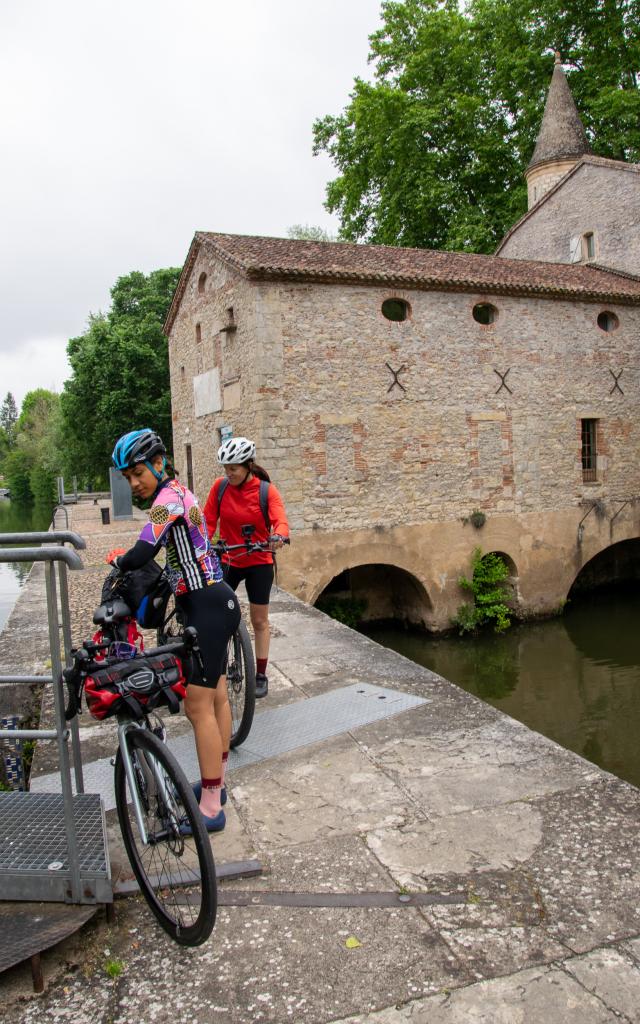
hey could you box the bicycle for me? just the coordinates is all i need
[63,605,217,947]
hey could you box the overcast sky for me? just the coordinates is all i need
[0,0,382,406]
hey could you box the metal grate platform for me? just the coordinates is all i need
[0,792,111,902]
[31,683,428,812]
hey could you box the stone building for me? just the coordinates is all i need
[164,60,640,630]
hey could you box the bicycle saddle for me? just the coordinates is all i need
[93,599,132,625]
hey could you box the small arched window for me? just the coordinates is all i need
[597,310,619,333]
[198,272,207,294]
[381,298,410,322]
[472,303,498,325]
[195,323,202,343]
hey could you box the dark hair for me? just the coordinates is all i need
[245,459,270,482]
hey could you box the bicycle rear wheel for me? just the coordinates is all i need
[227,620,256,748]
[114,727,217,946]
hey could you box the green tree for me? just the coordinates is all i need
[61,267,181,486]
[313,0,640,252]
[4,390,61,506]
[287,224,337,242]
[0,392,18,447]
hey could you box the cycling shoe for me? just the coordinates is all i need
[180,809,226,835]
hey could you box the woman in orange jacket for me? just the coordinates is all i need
[203,437,289,699]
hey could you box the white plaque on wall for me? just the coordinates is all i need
[193,369,221,417]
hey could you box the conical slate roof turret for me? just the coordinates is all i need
[528,53,591,170]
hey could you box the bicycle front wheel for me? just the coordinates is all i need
[227,620,256,748]
[114,727,217,946]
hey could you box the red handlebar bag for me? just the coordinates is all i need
[85,653,186,721]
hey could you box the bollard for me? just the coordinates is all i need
[101,507,111,526]
[1,714,25,790]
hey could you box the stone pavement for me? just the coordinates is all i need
[2,498,640,1022]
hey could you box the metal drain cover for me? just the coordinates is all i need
[31,683,428,812]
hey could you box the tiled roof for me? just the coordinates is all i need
[164,230,640,332]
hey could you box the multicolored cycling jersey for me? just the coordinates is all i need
[120,478,223,595]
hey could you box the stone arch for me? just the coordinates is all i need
[567,537,640,599]
[313,556,433,629]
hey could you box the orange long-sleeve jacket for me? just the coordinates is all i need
[203,475,290,568]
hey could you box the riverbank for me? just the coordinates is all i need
[2,496,640,1021]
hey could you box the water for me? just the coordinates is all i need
[361,590,640,789]
[0,499,52,633]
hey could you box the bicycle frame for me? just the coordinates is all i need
[116,717,179,844]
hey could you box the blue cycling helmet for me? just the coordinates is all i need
[112,429,166,481]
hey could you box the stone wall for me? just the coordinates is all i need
[168,259,640,628]
[501,162,640,275]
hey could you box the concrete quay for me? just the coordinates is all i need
[2,498,640,1022]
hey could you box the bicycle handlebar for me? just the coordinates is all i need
[213,537,290,554]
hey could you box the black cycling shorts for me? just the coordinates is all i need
[176,581,241,689]
[223,562,274,605]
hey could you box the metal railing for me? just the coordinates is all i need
[0,530,110,904]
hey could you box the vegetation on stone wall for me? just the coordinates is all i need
[314,0,640,253]
[453,547,513,634]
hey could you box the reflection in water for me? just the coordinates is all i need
[361,590,640,789]
[0,499,53,632]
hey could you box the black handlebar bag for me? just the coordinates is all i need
[102,563,172,629]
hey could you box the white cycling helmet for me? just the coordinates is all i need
[217,436,256,464]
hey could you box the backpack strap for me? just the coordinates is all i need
[217,477,229,508]
[259,479,271,531]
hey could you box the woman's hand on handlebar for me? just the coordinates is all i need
[268,534,289,551]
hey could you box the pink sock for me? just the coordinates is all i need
[199,777,222,817]
[221,751,229,786]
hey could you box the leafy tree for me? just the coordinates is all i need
[287,224,337,242]
[0,427,9,474]
[313,0,640,252]
[5,390,61,506]
[0,392,18,447]
[61,267,181,486]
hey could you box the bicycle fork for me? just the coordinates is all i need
[116,720,179,844]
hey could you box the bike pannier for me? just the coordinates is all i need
[84,652,186,721]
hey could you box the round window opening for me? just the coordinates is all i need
[597,310,619,332]
[472,303,498,325]
[382,298,410,322]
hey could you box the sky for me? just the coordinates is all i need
[0,0,383,407]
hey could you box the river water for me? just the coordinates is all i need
[0,499,52,633]
[362,589,640,789]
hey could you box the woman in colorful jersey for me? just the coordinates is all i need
[107,428,240,833]
[203,437,289,699]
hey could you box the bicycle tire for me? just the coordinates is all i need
[114,727,217,946]
[228,620,256,748]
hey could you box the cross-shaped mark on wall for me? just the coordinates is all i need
[494,368,512,395]
[609,369,624,395]
[385,362,407,393]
